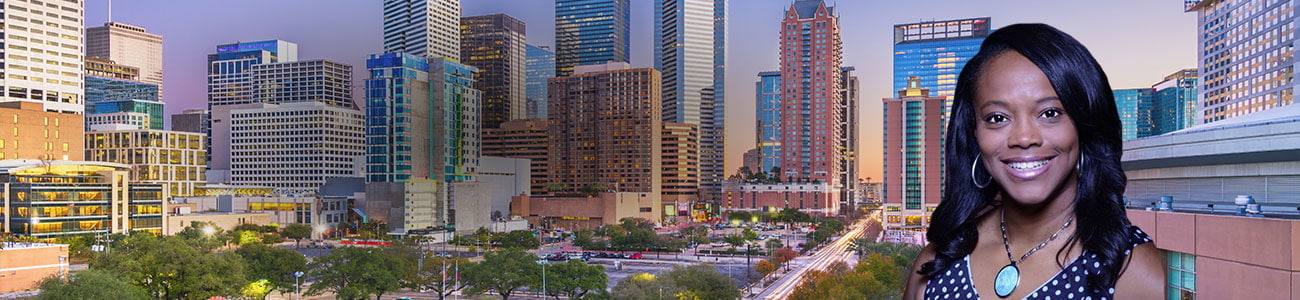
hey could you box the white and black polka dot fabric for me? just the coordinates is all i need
[924,226,1152,299]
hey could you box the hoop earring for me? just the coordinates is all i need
[972,154,992,188]
[1077,155,1085,178]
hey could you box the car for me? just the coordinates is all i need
[629,253,644,259]
[710,242,728,247]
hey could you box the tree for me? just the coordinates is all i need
[611,265,740,300]
[772,247,799,270]
[36,269,150,300]
[404,254,472,300]
[305,246,413,300]
[235,244,307,298]
[544,182,567,194]
[755,260,778,277]
[174,221,230,251]
[538,259,608,299]
[741,228,759,241]
[356,220,389,239]
[90,233,246,299]
[496,230,541,250]
[764,239,784,252]
[462,248,540,299]
[572,229,597,250]
[610,273,662,300]
[581,182,609,196]
[726,211,751,222]
[282,223,313,248]
[723,234,747,249]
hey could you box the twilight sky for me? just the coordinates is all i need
[85,0,1197,181]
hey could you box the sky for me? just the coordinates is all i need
[86,0,1198,181]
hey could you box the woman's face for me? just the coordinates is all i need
[973,51,1080,206]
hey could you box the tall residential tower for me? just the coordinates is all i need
[777,0,844,185]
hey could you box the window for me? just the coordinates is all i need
[1167,252,1196,299]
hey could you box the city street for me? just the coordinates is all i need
[752,212,881,299]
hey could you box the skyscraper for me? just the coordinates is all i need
[555,0,631,77]
[755,71,782,174]
[893,17,990,123]
[656,0,726,201]
[86,22,164,100]
[85,58,163,130]
[1151,69,1198,135]
[365,53,482,183]
[547,63,661,195]
[1187,0,1295,123]
[251,59,355,108]
[206,40,299,109]
[461,14,528,128]
[526,45,556,119]
[882,77,945,241]
[0,1,85,114]
[777,0,844,186]
[1114,88,1155,140]
[840,66,860,206]
[383,0,462,60]
[212,101,365,193]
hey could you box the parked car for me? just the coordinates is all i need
[629,253,644,259]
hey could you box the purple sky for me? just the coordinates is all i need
[86,0,1197,180]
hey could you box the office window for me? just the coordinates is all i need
[1167,251,1196,300]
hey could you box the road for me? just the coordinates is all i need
[753,212,880,299]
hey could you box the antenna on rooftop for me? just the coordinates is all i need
[107,0,113,23]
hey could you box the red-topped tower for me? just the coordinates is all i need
[777,0,844,185]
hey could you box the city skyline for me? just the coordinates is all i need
[84,0,1197,180]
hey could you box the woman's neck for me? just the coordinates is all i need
[1001,178,1078,241]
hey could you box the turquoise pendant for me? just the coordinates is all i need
[994,264,1019,298]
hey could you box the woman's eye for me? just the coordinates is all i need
[1041,109,1063,119]
[984,114,1008,124]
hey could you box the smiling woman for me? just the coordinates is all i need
[903,24,1164,300]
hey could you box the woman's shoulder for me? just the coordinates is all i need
[1125,225,1153,251]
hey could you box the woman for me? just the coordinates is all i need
[904,24,1163,299]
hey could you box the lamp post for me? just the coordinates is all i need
[294,271,304,300]
[535,260,548,297]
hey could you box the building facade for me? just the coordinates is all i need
[85,57,140,81]
[1151,68,1199,136]
[85,129,206,197]
[554,0,631,77]
[720,183,840,216]
[0,102,83,161]
[0,0,85,115]
[206,40,299,108]
[742,148,761,174]
[1114,88,1155,140]
[839,66,860,208]
[0,160,167,238]
[777,0,844,185]
[364,53,482,183]
[525,45,556,119]
[0,243,69,293]
[383,0,461,60]
[461,14,528,128]
[511,192,662,230]
[210,101,365,193]
[482,118,549,195]
[1187,0,1296,123]
[892,17,990,122]
[882,77,945,236]
[547,63,661,196]
[662,122,701,204]
[251,59,355,108]
[86,22,164,99]
[756,71,782,173]
[655,0,727,202]
[171,109,209,134]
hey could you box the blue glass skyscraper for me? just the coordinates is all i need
[207,40,298,108]
[1151,69,1198,136]
[85,76,163,130]
[756,71,782,174]
[555,0,630,77]
[525,45,555,119]
[892,18,990,121]
[1114,88,1155,140]
[365,53,481,183]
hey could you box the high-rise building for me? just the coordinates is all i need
[210,101,365,193]
[0,102,83,161]
[0,160,167,238]
[1151,69,1199,135]
[840,66,860,206]
[526,45,556,119]
[882,77,945,240]
[0,1,85,114]
[547,62,661,195]
[206,40,299,109]
[656,0,727,202]
[84,61,162,131]
[777,0,844,185]
[383,0,461,60]
[85,99,164,131]
[365,53,482,184]
[85,129,206,197]
[251,59,355,108]
[86,22,164,100]
[662,122,700,203]
[171,109,209,134]
[461,14,528,128]
[85,57,140,81]
[483,118,550,196]
[1114,88,1155,140]
[742,148,761,174]
[555,0,631,77]
[756,71,782,174]
[1187,0,1295,123]
[893,17,990,123]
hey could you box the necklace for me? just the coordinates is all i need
[994,207,1074,298]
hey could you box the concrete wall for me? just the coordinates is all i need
[511,192,661,230]
[0,243,68,293]
[479,156,530,219]
[1128,209,1300,298]
[165,212,271,235]
[364,180,443,234]
[452,181,492,234]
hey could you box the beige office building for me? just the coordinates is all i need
[85,129,207,197]
[86,22,164,100]
[0,0,85,114]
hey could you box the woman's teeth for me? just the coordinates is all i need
[1008,160,1049,171]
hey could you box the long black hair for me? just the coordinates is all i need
[918,23,1131,291]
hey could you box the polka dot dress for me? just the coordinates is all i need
[925,226,1152,300]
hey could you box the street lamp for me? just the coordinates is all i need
[535,260,548,297]
[294,271,304,300]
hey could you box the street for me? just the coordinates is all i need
[752,211,881,299]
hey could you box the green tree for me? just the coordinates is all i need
[538,259,608,299]
[356,220,389,239]
[726,211,751,222]
[755,260,778,277]
[610,273,662,300]
[36,269,150,300]
[496,230,541,249]
[741,228,759,241]
[544,182,567,194]
[90,233,246,299]
[462,248,540,299]
[581,182,609,196]
[611,265,740,300]
[572,229,598,250]
[404,254,472,300]
[234,244,307,298]
[281,223,313,248]
[174,221,230,251]
[723,234,747,249]
[305,246,413,300]
[764,239,783,252]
